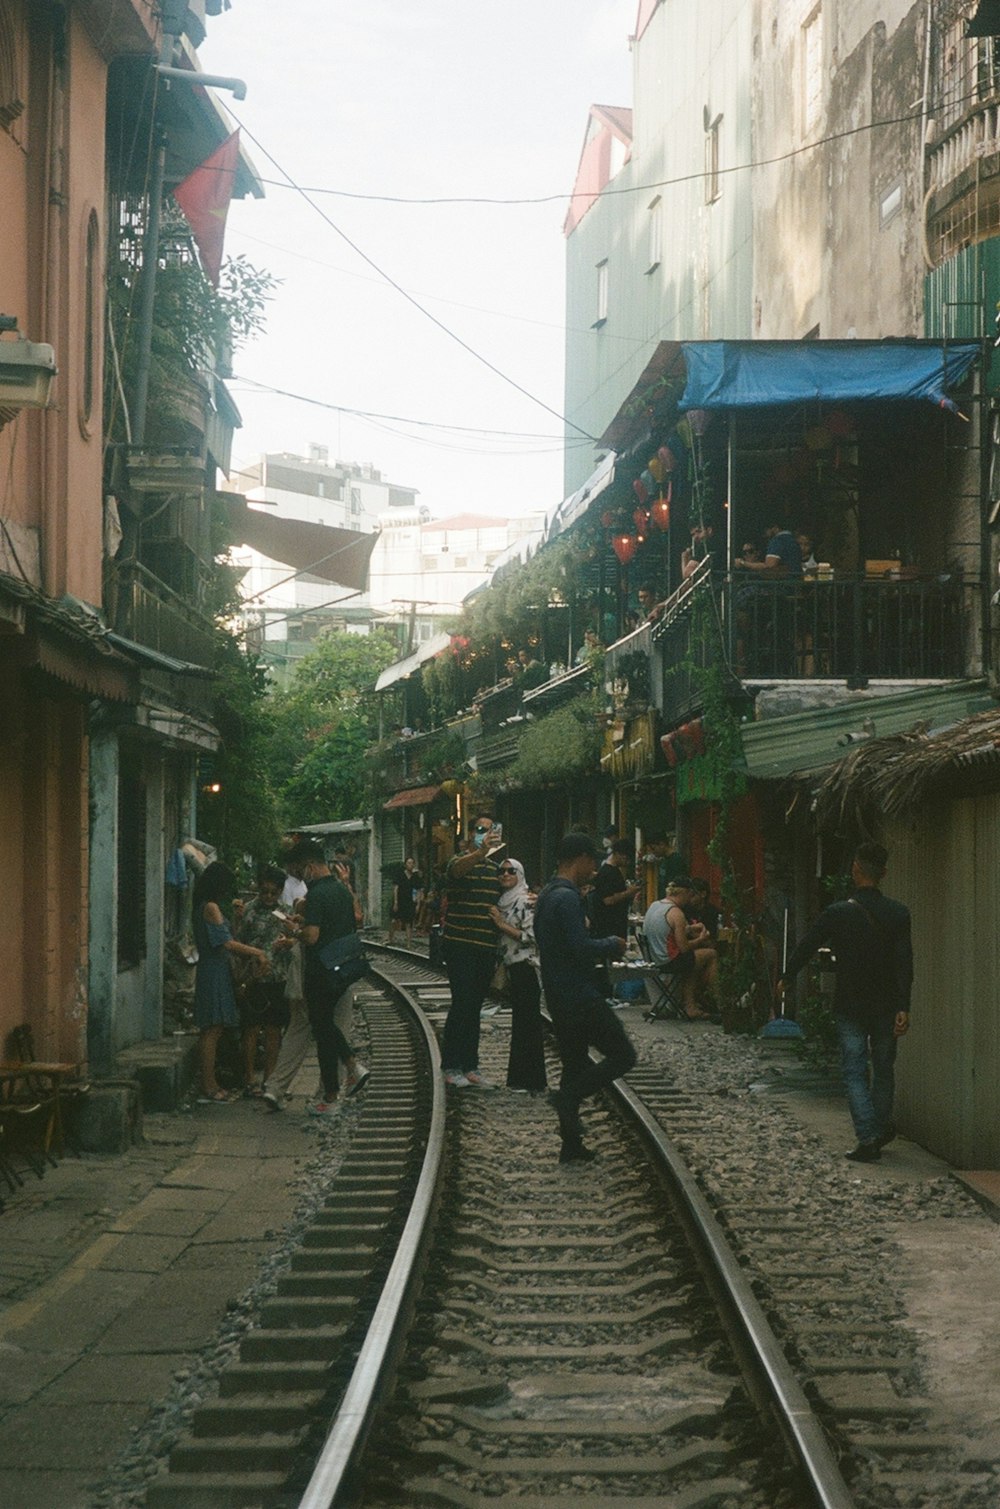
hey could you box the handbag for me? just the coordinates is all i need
[318,931,367,986]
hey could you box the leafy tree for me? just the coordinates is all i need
[264,629,398,825]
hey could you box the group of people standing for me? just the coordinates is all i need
[190,840,369,1114]
[437,812,913,1168]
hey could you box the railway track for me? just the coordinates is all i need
[143,941,971,1509]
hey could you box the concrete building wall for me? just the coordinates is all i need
[887,796,1000,1168]
[752,1,927,339]
[563,0,754,494]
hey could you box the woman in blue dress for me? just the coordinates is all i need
[193,862,268,1102]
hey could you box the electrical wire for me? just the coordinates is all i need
[224,109,601,444]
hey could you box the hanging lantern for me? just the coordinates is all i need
[686,408,711,437]
[633,505,650,532]
[632,477,649,506]
[440,778,462,798]
[650,495,671,532]
[647,455,665,484]
[611,532,638,565]
[657,444,677,473]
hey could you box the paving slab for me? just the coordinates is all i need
[91,1232,191,1272]
[44,1350,181,1404]
[0,1468,101,1509]
[0,1342,75,1406]
[0,1398,150,1468]
[2,1268,158,1352]
[95,1269,257,1353]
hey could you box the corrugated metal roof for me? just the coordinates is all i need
[740,681,996,781]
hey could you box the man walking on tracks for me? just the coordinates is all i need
[534,833,635,1164]
[440,812,504,1088]
[777,842,912,1163]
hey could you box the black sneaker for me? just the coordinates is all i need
[845,1140,881,1163]
[874,1122,897,1149]
[559,1143,597,1165]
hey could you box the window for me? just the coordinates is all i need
[704,115,722,204]
[802,6,823,137]
[351,488,362,515]
[646,196,662,270]
[879,181,902,228]
[594,259,609,327]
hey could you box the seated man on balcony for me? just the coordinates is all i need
[733,517,804,674]
[642,880,718,1021]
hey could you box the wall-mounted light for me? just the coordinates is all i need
[0,316,57,410]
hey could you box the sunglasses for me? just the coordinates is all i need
[498,867,517,875]
[474,825,492,833]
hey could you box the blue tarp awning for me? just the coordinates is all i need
[680,340,981,413]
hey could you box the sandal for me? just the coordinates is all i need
[197,1089,234,1103]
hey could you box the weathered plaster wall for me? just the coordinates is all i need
[753,0,926,339]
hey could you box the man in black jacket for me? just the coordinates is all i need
[777,842,913,1162]
[534,833,635,1163]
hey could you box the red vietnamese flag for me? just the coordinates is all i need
[173,129,240,287]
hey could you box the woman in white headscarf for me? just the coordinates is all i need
[489,857,547,1092]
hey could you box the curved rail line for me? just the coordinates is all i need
[144,946,856,1508]
[311,943,856,1509]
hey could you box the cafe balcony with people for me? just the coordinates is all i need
[596,339,990,733]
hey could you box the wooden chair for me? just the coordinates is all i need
[3,1025,90,1158]
[0,1071,56,1180]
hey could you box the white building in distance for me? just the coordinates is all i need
[231,447,545,677]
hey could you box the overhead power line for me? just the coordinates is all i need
[226,110,601,445]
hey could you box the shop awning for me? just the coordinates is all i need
[680,339,981,413]
[383,784,441,810]
[547,450,617,539]
[740,681,995,782]
[224,496,377,593]
[374,632,452,692]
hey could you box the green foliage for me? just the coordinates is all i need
[262,629,398,826]
[504,694,603,789]
[198,634,280,874]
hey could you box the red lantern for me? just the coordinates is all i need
[632,477,649,505]
[633,506,650,532]
[611,532,638,565]
[650,495,671,532]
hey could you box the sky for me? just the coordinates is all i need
[199,1,635,521]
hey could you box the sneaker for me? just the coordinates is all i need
[307,1100,339,1117]
[464,1071,495,1089]
[548,1088,583,1146]
[345,1066,370,1096]
[559,1142,597,1165]
[845,1140,881,1162]
[261,1089,282,1113]
[444,1072,470,1088]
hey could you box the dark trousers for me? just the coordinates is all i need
[548,992,637,1114]
[441,942,495,1073]
[506,960,547,1091]
[304,967,354,1098]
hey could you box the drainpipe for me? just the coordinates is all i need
[41,7,67,595]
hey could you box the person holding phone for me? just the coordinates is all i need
[440,813,504,1088]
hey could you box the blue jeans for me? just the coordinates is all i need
[441,943,496,1073]
[835,1013,898,1144]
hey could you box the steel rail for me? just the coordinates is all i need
[324,942,855,1509]
[613,1075,857,1509]
[297,965,446,1509]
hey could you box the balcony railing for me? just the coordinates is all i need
[110,560,217,668]
[649,571,980,727]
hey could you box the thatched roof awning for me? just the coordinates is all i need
[814,700,1000,829]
